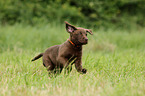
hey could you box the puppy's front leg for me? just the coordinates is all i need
[57,56,73,74]
[75,57,87,74]
[57,56,68,69]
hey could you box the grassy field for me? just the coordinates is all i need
[0,23,145,96]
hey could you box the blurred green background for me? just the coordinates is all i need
[0,0,145,29]
[1,1,145,96]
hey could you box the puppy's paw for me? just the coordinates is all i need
[82,68,87,74]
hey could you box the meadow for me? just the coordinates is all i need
[0,23,145,96]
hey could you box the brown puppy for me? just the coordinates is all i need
[32,21,93,74]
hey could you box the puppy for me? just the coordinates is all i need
[32,21,93,74]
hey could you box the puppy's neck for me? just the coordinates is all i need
[67,39,82,50]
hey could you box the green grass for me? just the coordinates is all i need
[0,24,145,96]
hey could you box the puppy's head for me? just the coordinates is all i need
[65,21,93,45]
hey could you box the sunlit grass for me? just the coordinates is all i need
[0,24,145,96]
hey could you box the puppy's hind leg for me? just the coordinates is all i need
[43,58,55,76]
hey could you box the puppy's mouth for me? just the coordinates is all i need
[79,40,88,45]
[83,41,88,44]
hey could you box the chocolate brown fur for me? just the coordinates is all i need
[32,21,93,74]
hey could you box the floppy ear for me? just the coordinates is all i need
[65,21,77,33]
[77,27,93,35]
[86,29,93,35]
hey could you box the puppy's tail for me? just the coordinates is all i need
[31,53,43,61]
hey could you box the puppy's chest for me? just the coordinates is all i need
[64,50,81,60]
